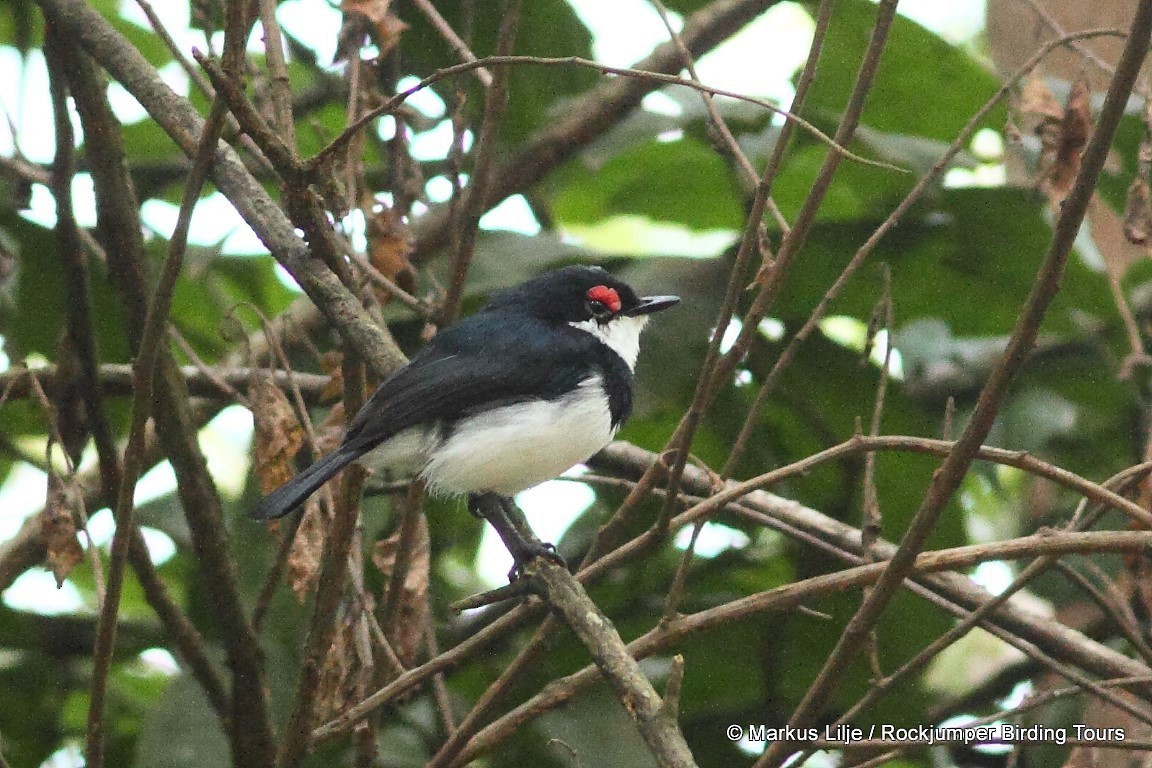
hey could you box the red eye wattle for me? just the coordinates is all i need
[586,285,621,313]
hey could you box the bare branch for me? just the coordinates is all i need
[439,0,521,324]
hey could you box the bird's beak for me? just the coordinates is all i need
[625,295,681,317]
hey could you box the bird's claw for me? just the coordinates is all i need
[507,541,567,581]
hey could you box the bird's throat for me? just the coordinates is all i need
[568,315,648,370]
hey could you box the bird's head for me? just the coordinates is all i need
[484,265,680,370]
[487,265,680,327]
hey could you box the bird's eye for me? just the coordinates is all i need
[586,298,611,318]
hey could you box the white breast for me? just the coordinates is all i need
[420,375,614,496]
[568,315,648,370]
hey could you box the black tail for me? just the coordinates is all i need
[250,448,360,520]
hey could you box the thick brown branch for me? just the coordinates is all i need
[531,560,698,767]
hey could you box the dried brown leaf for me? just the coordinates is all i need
[335,0,407,62]
[341,0,392,23]
[1125,137,1152,246]
[315,400,347,456]
[365,203,416,300]
[1035,77,1094,205]
[318,350,345,403]
[249,372,304,495]
[44,473,84,587]
[1125,175,1152,246]
[314,611,360,723]
[1057,78,1092,175]
[286,497,327,600]
[372,515,430,665]
[1017,74,1064,123]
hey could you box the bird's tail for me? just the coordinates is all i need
[250,448,359,520]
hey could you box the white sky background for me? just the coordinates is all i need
[0,1,987,606]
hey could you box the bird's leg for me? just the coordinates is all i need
[468,492,567,580]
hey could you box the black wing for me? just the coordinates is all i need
[340,310,605,453]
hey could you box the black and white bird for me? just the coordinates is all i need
[251,265,679,569]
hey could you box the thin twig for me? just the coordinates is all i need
[278,355,367,768]
[0,363,328,404]
[134,0,276,172]
[524,559,698,768]
[860,267,894,681]
[584,0,838,560]
[651,0,896,571]
[1019,0,1151,100]
[306,55,901,177]
[257,0,296,147]
[52,31,235,730]
[42,34,111,609]
[593,442,1152,691]
[786,470,1146,768]
[425,616,561,767]
[169,327,249,406]
[408,0,493,87]
[647,0,789,233]
[1057,560,1152,664]
[439,0,521,324]
[323,440,1152,748]
[84,86,232,768]
[341,235,431,319]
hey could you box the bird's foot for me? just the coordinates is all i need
[468,492,568,582]
[506,540,567,582]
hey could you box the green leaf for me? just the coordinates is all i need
[134,674,229,768]
[400,0,595,144]
[88,0,175,70]
[441,230,603,298]
[800,0,1003,142]
[117,118,182,162]
[775,187,1114,336]
[771,140,919,223]
[0,0,40,54]
[550,137,745,230]
[0,211,131,363]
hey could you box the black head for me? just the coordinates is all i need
[484,265,680,325]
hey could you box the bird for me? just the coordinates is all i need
[251,265,679,571]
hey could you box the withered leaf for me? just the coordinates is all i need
[44,472,85,588]
[1037,77,1093,205]
[286,497,326,600]
[315,400,347,456]
[1017,74,1063,123]
[249,372,304,496]
[1124,137,1152,246]
[315,609,360,723]
[1125,173,1152,245]
[318,350,345,403]
[335,0,407,62]
[372,514,430,665]
[364,202,416,300]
